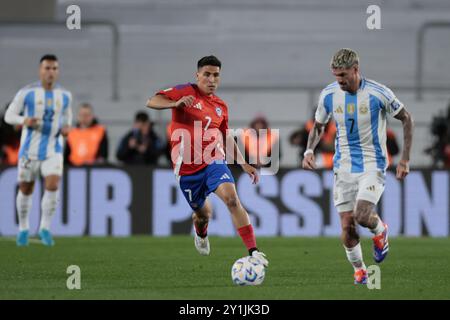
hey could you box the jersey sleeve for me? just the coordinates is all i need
[315,89,333,124]
[62,91,73,127]
[381,85,404,117]
[4,89,26,125]
[156,83,194,101]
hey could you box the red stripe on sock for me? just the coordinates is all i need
[194,223,208,237]
[237,224,257,250]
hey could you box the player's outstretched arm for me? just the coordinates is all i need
[146,94,195,110]
[394,108,414,179]
[302,121,325,170]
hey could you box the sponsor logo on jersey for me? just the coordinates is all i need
[193,102,202,110]
[335,106,343,114]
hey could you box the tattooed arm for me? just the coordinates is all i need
[394,108,414,179]
[302,121,326,170]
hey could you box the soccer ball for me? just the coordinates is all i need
[231,256,265,286]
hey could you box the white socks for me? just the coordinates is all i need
[39,190,58,231]
[344,242,366,271]
[370,218,385,235]
[16,191,32,231]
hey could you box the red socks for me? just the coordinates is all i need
[238,224,257,251]
[194,223,208,238]
[195,223,257,253]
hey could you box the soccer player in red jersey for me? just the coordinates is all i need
[147,56,268,266]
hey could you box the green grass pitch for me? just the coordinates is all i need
[0,236,449,299]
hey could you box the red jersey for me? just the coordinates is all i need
[157,83,229,176]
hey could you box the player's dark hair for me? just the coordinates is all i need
[40,54,58,64]
[135,111,149,123]
[197,55,221,70]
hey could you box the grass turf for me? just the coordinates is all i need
[0,236,449,299]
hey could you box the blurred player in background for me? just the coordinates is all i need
[302,48,413,284]
[4,54,72,247]
[147,55,268,266]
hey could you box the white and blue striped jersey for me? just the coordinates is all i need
[315,78,404,173]
[5,81,73,161]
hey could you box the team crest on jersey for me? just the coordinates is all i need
[215,107,222,117]
[46,98,52,107]
[347,103,355,114]
[360,104,368,114]
[391,100,400,111]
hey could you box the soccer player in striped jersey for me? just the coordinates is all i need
[303,48,414,284]
[4,54,73,247]
[147,56,268,267]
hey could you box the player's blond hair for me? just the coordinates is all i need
[330,48,359,69]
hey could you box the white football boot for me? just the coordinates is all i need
[194,233,210,256]
[252,250,269,267]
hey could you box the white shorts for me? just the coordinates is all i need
[333,170,386,213]
[18,154,64,182]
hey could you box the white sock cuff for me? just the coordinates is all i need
[370,218,385,235]
[344,242,363,263]
[43,190,58,199]
[18,190,32,200]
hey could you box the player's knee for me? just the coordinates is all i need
[45,184,59,192]
[224,196,240,210]
[19,183,34,195]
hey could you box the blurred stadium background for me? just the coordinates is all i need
[0,0,449,237]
